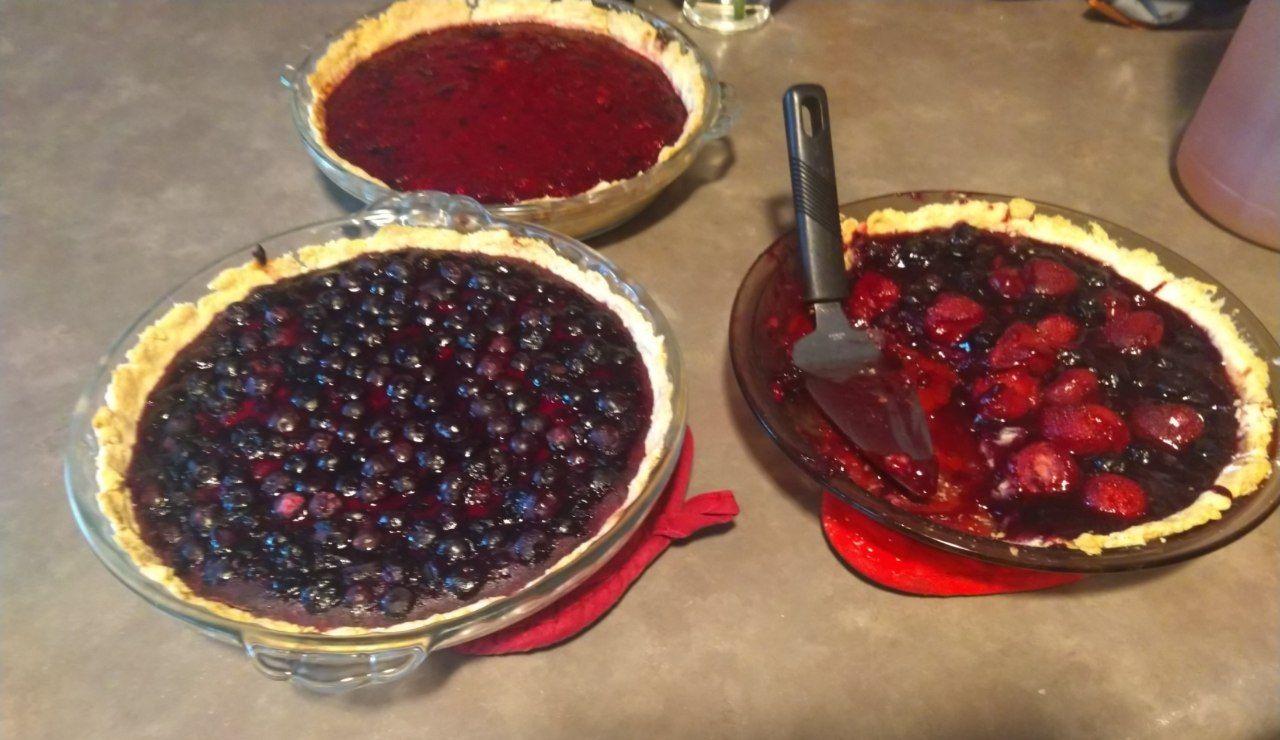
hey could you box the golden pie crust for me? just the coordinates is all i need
[840,198,1276,554]
[305,0,708,202]
[92,224,675,634]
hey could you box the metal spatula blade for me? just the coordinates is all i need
[782,84,935,493]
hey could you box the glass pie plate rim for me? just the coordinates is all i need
[280,0,737,240]
[728,190,1280,574]
[65,191,688,692]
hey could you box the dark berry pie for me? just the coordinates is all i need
[767,199,1274,553]
[94,225,673,631]
[306,0,705,204]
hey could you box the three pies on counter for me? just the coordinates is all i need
[86,1,1276,634]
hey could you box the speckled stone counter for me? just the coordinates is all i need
[2,1,1276,737]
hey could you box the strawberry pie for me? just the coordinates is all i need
[768,199,1275,553]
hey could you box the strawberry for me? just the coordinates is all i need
[880,453,939,501]
[987,322,1055,374]
[988,267,1026,300]
[1008,442,1080,497]
[847,271,900,323]
[1043,368,1100,406]
[973,369,1041,421]
[1023,258,1080,297]
[1103,310,1164,353]
[1041,403,1130,455]
[894,347,959,412]
[1097,288,1132,319]
[1129,403,1205,453]
[1082,474,1148,519]
[1035,314,1080,348]
[925,293,986,344]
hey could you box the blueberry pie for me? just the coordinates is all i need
[306,0,705,204]
[93,224,673,632]
[767,199,1274,553]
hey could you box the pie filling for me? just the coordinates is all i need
[767,224,1243,543]
[320,22,689,204]
[125,249,652,628]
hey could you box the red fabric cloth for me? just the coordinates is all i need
[821,492,1085,596]
[455,429,737,655]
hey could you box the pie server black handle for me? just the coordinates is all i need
[783,84,846,305]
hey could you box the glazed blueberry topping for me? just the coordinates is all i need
[767,224,1240,542]
[127,249,652,627]
[322,23,688,204]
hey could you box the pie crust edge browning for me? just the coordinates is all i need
[840,198,1276,554]
[304,0,708,201]
[92,224,674,634]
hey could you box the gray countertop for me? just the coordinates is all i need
[2,1,1277,737]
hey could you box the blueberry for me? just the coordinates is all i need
[546,425,574,451]
[219,484,254,511]
[368,420,394,445]
[596,391,628,417]
[406,522,439,552]
[587,424,620,455]
[388,441,414,465]
[531,463,560,490]
[416,449,447,473]
[301,578,342,613]
[351,527,382,552]
[309,492,342,519]
[379,586,415,617]
[437,474,467,506]
[343,584,374,608]
[362,454,393,478]
[444,566,483,599]
[435,536,473,564]
[512,530,549,564]
[433,417,464,441]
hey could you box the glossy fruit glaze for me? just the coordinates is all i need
[321,22,689,204]
[126,249,653,628]
[767,223,1241,543]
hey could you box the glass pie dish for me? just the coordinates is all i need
[729,191,1280,573]
[280,0,736,240]
[65,191,688,692]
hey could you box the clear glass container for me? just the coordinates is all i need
[682,0,772,33]
[281,0,737,240]
[729,191,1280,573]
[65,191,688,692]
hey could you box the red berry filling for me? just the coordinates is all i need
[925,293,986,344]
[763,223,1241,544]
[1041,404,1130,456]
[321,23,688,204]
[1082,474,1148,519]
[1024,257,1080,297]
[126,249,652,627]
[1129,403,1205,453]
[847,270,901,323]
[1104,310,1165,352]
[1007,442,1080,498]
[973,370,1040,422]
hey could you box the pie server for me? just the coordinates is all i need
[781,84,936,496]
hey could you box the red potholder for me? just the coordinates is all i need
[455,429,737,655]
[822,492,1084,596]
